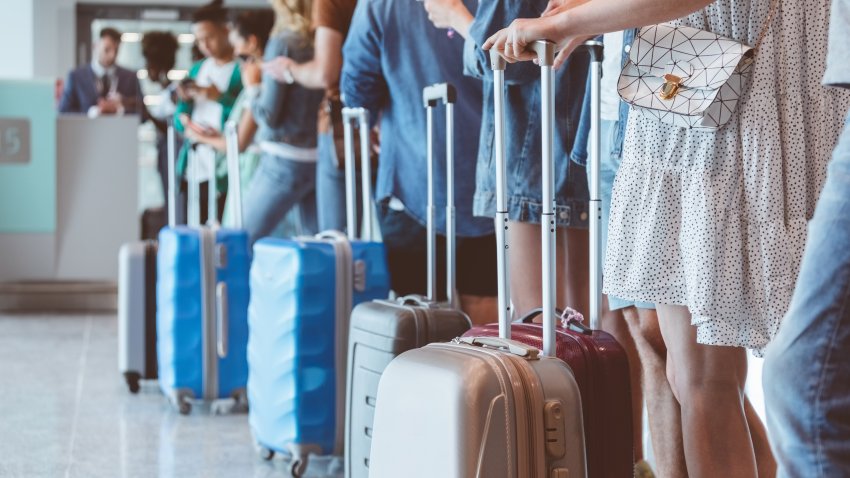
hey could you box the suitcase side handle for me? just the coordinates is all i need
[457,336,540,359]
[216,282,228,358]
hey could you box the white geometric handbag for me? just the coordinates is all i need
[617,1,778,130]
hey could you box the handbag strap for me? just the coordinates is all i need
[701,0,780,52]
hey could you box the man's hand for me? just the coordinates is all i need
[422,0,474,39]
[541,0,589,18]
[262,56,296,84]
[97,97,120,115]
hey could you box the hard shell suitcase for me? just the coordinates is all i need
[368,42,589,478]
[247,108,391,476]
[463,41,635,477]
[118,240,158,393]
[344,90,472,478]
[157,122,252,414]
[118,124,179,393]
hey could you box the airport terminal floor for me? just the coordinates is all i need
[0,313,336,478]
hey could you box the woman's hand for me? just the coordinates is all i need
[262,56,296,84]
[483,10,590,68]
[422,0,474,38]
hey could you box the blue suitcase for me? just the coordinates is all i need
[247,108,390,477]
[157,124,252,414]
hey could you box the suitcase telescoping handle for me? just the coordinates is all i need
[167,119,178,227]
[188,144,201,227]
[341,107,375,241]
[489,49,512,340]
[422,83,457,307]
[224,121,244,229]
[585,40,604,331]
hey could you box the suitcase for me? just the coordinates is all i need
[247,107,391,476]
[368,42,589,478]
[157,121,252,414]
[463,41,635,477]
[344,86,472,478]
[118,123,178,393]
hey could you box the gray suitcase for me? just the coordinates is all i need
[117,123,179,393]
[367,43,588,478]
[343,88,472,478]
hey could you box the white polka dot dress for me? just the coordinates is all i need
[603,0,850,353]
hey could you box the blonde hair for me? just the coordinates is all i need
[269,0,314,39]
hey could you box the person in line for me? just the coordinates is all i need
[59,27,142,117]
[421,0,590,323]
[174,0,242,224]
[234,0,324,244]
[764,0,850,475]
[262,0,363,234]
[140,31,180,213]
[483,0,850,476]
[340,0,499,324]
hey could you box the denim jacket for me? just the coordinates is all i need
[570,29,636,165]
[253,32,325,148]
[340,0,493,237]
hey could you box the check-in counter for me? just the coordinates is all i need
[0,80,139,286]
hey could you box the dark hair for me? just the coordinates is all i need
[100,27,122,43]
[141,31,179,73]
[232,11,275,51]
[192,0,228,25]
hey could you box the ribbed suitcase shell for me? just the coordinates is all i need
[464,322,634,477]
[369,341,587,478]
[156,226,251,404]
[344,298,470,478]
[247,236,390,463]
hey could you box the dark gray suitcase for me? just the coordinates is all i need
[343,87,472,478]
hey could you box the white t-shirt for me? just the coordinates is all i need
[187,58,237,183]
[601,31,624,122]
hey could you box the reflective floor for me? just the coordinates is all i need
[0,314,338,478]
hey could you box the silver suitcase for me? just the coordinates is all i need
[368,43,588,478]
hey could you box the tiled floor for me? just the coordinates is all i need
[0,314,339,478]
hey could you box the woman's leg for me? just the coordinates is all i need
[243,154,316,245]
[508,222,568,316]
[657,304,757,478]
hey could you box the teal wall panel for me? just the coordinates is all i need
[0,80,56,233]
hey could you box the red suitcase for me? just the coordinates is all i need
[464,41,634,477]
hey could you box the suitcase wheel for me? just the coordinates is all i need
[257,446,274,461]
[176,392,192,415]
[123,372,141,394]
[289,458,306,477]
[232,389,249,412]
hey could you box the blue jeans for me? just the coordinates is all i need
[593,120,655,311]
[242,152,318,245]
[763,113,850,477]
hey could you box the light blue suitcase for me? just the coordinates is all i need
[157,123,252,414]
[247,108,390,477]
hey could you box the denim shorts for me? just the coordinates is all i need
[596,119,654,311]
[473,153,589,229]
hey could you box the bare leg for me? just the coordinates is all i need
[459,294,498,327]
[657,304,757,478]
[623,307,688,478]
[507,222,588,316]
[746,397,777,478]
[599,299,644,462]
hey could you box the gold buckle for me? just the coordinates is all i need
[659,74,683,100]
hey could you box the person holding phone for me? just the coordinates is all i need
[173,0,242,224]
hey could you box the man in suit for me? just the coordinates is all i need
[59,27,141,117]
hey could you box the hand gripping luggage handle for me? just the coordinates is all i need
[341,107,375,241]
[457,336,540,359]
[224,121,244,229]
[490,50,512,340]
[167,119,178,227]
[422,83,457,307]
[215,282,228,358]
[584,40,604,331]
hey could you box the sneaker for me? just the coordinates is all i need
[635,459,656,478]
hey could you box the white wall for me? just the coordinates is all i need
[20,0,269,81]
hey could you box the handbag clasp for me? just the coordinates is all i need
[659,74,683,100]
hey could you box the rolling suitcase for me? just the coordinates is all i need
[368,42,589,478]
[344,85,472,478]
[157,121,252,414]
[247,107,391,476]
[463,41,635,477]
[118,123,178,393]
